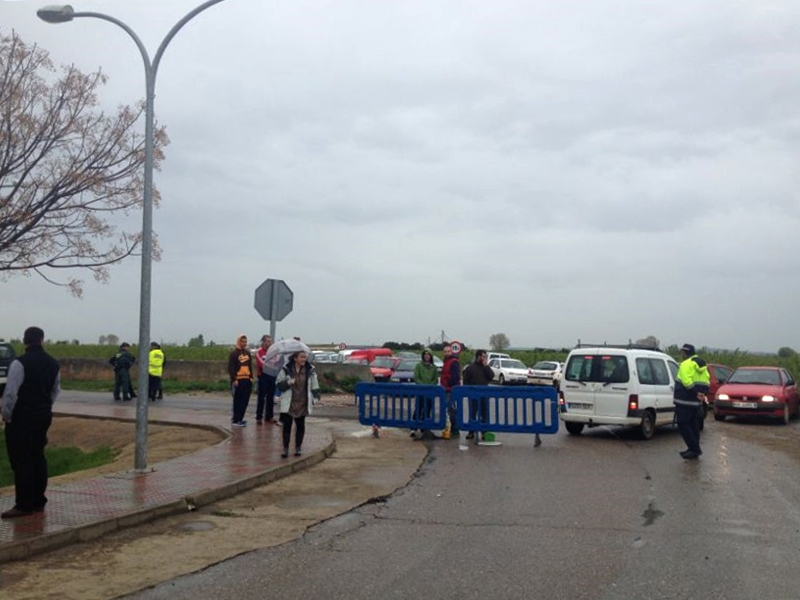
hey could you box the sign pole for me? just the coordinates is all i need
[270,281,279,340]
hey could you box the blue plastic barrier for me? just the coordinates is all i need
[450,385,559,435]
[356,383,447,430]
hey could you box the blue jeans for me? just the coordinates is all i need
[231,380,252,423]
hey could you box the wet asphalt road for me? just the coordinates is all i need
[110,405,800,600]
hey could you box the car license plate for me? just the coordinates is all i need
[732,401,757,409]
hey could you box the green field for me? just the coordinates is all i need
[0,430,117,487]
[7,342,798,376]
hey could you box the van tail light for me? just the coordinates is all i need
[558,390,565,408]
[628,394,639,411]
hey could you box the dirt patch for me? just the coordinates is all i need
[0,416,225,493]
[715,417,800,464]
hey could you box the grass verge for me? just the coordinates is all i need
[0,430,117,487]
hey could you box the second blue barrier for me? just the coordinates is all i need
[451,385,559,434]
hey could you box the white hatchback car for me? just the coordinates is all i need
[489,358,529,385]
[528,360,564,388]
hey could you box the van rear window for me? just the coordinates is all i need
[565,355,629,383]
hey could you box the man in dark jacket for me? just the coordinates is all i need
[1,326,60,518]
[463,349,495,439]
[110,342,135,401]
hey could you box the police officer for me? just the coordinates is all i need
[673,343,710,460]
[148,342,165,402]
[109,342,135,401]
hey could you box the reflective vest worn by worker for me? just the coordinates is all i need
[148,348,165,377]
[673,354,710,407]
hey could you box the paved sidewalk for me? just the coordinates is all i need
[0,400,337,563]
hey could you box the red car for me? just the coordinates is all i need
[370,356,401,382]
[713,366,800,424]
[706,363,734,405]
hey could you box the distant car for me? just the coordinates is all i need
[714,366,800,424]
[0,342,15,395]
[371,356,402,382]
[706,363,734,405]
[487,352,511,362]
[311,351,339,364]
[389,358,421,383]
[528,361,564,388]
[489,358,529,385]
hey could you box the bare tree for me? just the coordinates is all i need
[0,30,168,296]
[636,335,660,348]
[489,333,510,352]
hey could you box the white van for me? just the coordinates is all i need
[558,345,679,439]
[486,352,511,361]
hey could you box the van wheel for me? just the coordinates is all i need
[565,422,584,435]
[639,411,656,440]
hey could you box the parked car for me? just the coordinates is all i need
[389,358,421,383]
[713,366,800,424]
[706,363,734,404]
[528,361,564,388]
[487,352,511,362]
[370,356,402,382]
[489,358,529,385]
[559,345,680,440]
[311,351,339,364]
[0,342,15,396]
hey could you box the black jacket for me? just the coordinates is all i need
[14,345,60,418]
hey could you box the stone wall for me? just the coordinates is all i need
[59,358,373,383]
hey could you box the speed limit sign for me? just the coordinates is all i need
[338,342,347,350]
[449,341,462,354]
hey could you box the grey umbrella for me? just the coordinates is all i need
[262,339,313,376]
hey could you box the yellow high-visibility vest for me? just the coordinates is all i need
[148,349,165,377]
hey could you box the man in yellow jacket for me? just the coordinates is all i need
[673,343,710,460]
[148,342,165,403]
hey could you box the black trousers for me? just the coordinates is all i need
[280,414,306,450]
[148,375,162,401]
[231,380,252,423]
[5,413,52,512]
[676,404,702,453]
[256,374,277,421]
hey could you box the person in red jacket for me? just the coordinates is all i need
[440,343,462,437]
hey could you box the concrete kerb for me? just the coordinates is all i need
[0,432,337,564]
[52,410,234,442]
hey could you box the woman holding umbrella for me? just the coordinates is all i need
[276,350,320,458]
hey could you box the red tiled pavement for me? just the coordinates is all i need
[0,401,335,563]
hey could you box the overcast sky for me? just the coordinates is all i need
[2,0,800,353]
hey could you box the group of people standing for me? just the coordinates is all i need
[109,341,165,402]
[227,334,320,459]
[410,345,494,440]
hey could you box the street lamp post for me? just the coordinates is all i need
[38,2,228,471]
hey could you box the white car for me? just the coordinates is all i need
[0,342,15,396]
[488,358,529,385]
[559,345,679,440]
[528,361,564,388]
